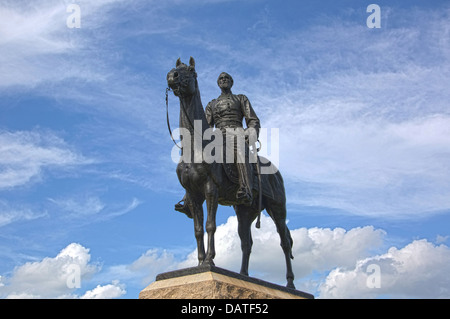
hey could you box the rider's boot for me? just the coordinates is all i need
[175,196,192,219]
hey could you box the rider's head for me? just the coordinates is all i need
[217,72,233,91]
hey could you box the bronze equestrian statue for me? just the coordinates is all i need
[166,57,295,289]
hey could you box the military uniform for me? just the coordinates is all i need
[205,93,260,133]
[205,92,260,205]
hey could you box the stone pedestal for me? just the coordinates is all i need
[139,265,314,299]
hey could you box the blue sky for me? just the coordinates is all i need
[1,0,449,298]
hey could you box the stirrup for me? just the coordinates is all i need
[236,189,253,206]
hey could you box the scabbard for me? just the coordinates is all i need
[255,155,262,229]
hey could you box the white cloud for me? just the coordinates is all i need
[318,239,450,299]
[77,247,182,297]
[0,243,175,299]
[0,0,185,91]
[0,0,177,157]
[0,243,98,298]
[0,0,128,88]
[106,197,141,219]
[128,249,180,286]
[0,200,47,227]
[46,196,141,226]
[0,243,127,299]
[48,196,105,216]
[282,114,450,217]
[0,130,92,189]
[436,235,449,245]
[80,280,126,299]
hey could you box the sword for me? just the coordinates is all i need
[255,140,262,229]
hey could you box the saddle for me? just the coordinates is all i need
[221,159,275,201]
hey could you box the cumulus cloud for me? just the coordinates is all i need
[0,243,97,298]
[319,239,450,299]
[178,215,385,284]
[0,130,92,189]
[81,280,126,299]
[0,243,125,299]
[128,249,180,286]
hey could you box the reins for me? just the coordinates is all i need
[166,82,205,149]
[165,87,182,149]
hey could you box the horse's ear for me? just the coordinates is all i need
[176,58,182,67]
[189,56,195,68]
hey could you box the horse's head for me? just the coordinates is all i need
[167,57,197,97]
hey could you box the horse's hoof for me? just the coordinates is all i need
[203,260,215,267]
[286,281,296,289]
[199,259,215,267]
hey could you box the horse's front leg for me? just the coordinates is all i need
[235,204,254,276]
[204,185,218,266]
[188,195,205,265]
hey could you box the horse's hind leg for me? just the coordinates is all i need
[266,202,295,289]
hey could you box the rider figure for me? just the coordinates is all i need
[175,72,261,217]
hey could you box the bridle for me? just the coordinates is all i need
[165,71,201,150]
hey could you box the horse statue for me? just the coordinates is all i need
[166,57,295,289]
